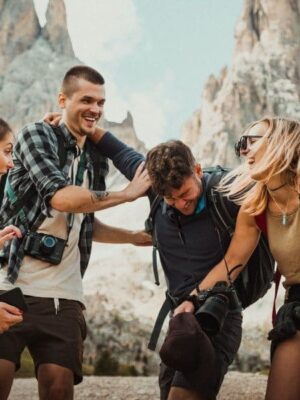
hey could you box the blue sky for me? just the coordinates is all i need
[34,0,243,147]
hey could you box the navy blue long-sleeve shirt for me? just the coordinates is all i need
[97,132,237,297]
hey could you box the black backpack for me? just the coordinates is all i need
[204,166,275,308]
[146,166,275,350]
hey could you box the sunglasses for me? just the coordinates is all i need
[234,135,264,157]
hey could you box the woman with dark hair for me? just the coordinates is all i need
[0,118,23,333]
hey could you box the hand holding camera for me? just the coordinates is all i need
[179,281,242,336]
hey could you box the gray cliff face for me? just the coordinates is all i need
[0,0,40,73]
[103,112,147,154]
[0,0,80,130]
[182,0,300,166]
[0,0,144,154]
[42,0,74,57]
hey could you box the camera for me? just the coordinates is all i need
[195,281,241,336]
[23,232,67,265]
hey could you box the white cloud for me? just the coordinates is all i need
[128,90,168,148]
[97,71,177,149]
[65,0,141,64]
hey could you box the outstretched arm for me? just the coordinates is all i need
[196,208,260,291]
[174,207,261,315]
[43,113,145,181]
[50,161,151,213]
[92,218,152,246]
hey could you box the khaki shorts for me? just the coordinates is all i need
[0,295,87,385]
[159,311,242,400]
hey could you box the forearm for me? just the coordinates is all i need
[192,210,260,294]
[50,185,131,213]
[193,255,245,294]
[50,161,150,213]
[93,219,138,243]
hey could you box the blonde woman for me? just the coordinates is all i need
[0,119,23,333]
[176,116,300,400]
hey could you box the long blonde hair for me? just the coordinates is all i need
[219,116,300,215]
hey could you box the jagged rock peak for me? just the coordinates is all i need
[42,0,74,57]
[182,0,300,167]
[234,0,300,54]
[0,0,40,73]
[124,111,134,126]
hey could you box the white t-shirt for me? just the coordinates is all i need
[0,154,88,306]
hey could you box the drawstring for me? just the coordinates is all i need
[54,298,60,314]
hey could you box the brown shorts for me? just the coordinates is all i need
[0,295,87,385]
[159,311,242,400]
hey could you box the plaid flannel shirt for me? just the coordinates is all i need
[0,122,108,283]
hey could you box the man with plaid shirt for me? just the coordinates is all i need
[0,65,151,400]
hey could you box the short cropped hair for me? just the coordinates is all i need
[146,140,196,196]
[0,118,12,141]
[62,65,105,97]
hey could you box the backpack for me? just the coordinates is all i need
[204,166,275,308]
[146,166,276,350]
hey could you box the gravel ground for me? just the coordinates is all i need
[9,372,267,399]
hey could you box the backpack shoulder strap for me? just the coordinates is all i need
[145,194,163,285]
[205,167,236,236]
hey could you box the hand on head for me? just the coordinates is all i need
[43,112,62,126]
[123,162,151,201]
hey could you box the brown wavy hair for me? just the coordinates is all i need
[145,140,196,196]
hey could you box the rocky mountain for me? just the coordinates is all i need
[182,0,300,166]
[0,0,145,153]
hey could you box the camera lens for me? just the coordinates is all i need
[195,294,229,335]
[40,235,57,255]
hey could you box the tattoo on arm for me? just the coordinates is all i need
[91,190,109,203]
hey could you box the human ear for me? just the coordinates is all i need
[194,163,203,178]
[58,92,66,109]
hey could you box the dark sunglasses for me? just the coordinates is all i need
[234,135,264,157]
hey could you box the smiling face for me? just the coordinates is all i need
[246,122,268,170]
[164,165,203,215]
[59,78,106,138]
[0,131,14,176]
